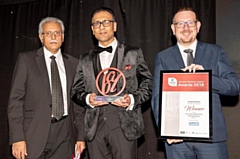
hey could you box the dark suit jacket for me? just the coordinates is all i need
[151,41,240,142]
[8,47,85,159]
[71,42,153,141]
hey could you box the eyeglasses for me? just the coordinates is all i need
[42,31,62,37]
[92,20,114,29]
[173,20,197,28]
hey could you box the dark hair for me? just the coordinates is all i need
[172,7,199,23]
[91,7,116,22]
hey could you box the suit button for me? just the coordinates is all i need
[103,117,107,121]
[104,108,107,111]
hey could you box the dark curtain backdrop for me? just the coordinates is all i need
[0,0,215,159]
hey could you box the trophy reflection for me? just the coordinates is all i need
[95,67,126,102]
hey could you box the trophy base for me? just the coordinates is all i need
[95,96,123,102]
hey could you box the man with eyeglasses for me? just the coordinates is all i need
[71,7,152,159]
[151,7,239,159]
[8,17,85,159]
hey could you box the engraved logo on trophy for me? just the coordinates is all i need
[95,67,126,102]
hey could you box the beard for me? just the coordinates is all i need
[181,37,195,43]
[179,30,196,43]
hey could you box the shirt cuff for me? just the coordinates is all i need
[126,94,134,111]
[86,94,94,108]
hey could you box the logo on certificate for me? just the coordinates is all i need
[168,77,177,86]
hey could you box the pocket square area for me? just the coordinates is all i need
[125,64,131,70]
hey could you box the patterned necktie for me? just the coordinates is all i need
[96,46,113,54]
[50,56,64,120]
[183,49,194,66]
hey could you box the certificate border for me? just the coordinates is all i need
[158,70,213,142]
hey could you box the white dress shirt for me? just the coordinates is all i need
[98,38,117,70]
[178,40,197,67]
[43,47,68,116]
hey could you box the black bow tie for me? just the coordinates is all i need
[96,46,113,53]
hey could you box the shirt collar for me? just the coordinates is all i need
[177,40,197,57]
[43,47,62,60]
[98,37,117,54]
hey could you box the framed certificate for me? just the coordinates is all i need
[158,70,212,142]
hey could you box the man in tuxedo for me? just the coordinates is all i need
[151,7,240,159]
[71,7,152,159]
[8,17,85,159]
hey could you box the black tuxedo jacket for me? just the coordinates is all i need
[8,47,85,158]
[72,42,153,141]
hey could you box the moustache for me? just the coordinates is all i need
[49,40,58,43]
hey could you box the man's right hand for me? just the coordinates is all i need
[89,93,108,107]
[166,139,183,145]
[12,141,27,159]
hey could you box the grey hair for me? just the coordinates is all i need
[38,17,65,34]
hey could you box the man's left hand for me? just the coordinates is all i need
[76,141,86,154]
[111,94,130,108]
[181,63,204,72]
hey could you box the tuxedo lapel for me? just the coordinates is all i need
[86,51,98,93]
[36,48,51,100]
[116,43,124,69]
[93,49,100,77]
[115,43,126,93]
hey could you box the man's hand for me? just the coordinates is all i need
[12,141,27,159]
[76,141,86,154]
[166,139,183,145]
[89,93,108,107]
[181,63,204,72]
[111,94,130,108]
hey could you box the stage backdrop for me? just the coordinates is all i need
[2,0,235,159]
[216,0,240,159]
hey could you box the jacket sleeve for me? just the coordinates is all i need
[73,102,85,141]
[8,53,27,144]
[211,46,240,96]
[130,48,153,109]
[71,55,91,109]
